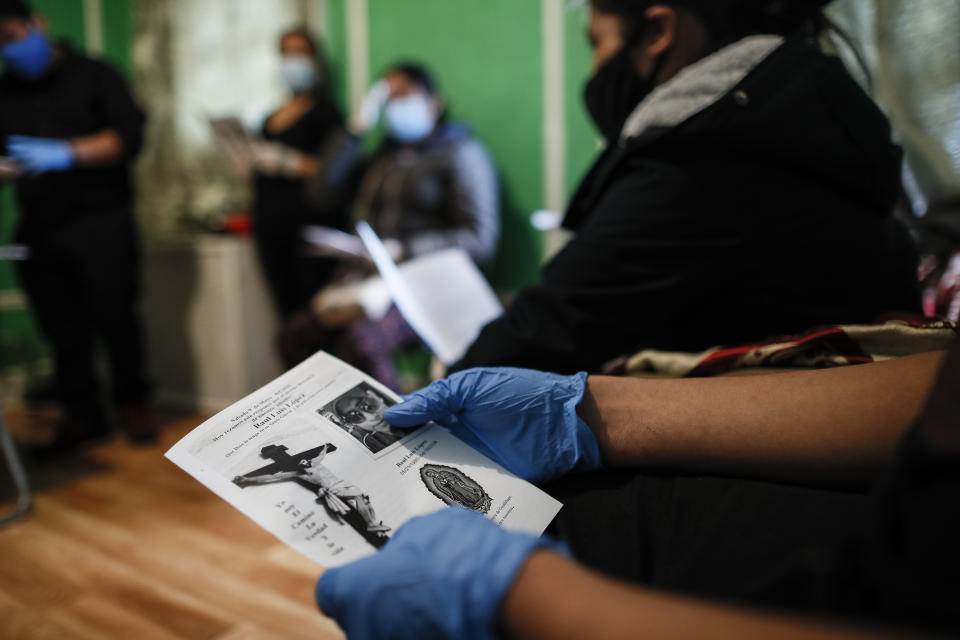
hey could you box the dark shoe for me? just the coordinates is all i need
[117,403,159,444]
[26,414,112,458]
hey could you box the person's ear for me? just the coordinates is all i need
[429,95,445,119]
[32,14,48,33]
[642,6,678,58]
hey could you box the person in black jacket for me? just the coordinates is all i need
[0,0,153,448]
[452,0,920,375]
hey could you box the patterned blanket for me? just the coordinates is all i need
[605,316,958,378]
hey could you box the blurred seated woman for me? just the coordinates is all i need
[282,63,499,389]
[249,27,346,320]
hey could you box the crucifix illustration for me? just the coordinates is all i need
[233,443,390,548]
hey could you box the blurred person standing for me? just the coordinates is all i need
[283,63,499,390]
[249,27,346,320]
[0,0,154,449]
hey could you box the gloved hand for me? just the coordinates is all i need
[249,140,303,178]
[381,237,404,262]
[316,507,567,640]
[350,79,390,133]
[384,368,602,483]
[7,135,75,175]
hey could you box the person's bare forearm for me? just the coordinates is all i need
[503,551,906,640]
[69,130,125,166]
[578,351,945,488]
[297,153,318,178]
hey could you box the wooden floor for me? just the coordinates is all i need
[0,410,344,640]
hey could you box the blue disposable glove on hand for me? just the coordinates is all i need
[384,368,602,483]
[7,135,75,175]
[316,507,568,640]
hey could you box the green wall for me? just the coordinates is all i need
[322,0,350,115]
[101,0,134,76]
[32,0,85,47]
[565,4,602,198]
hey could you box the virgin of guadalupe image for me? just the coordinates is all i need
[420,464,492,514]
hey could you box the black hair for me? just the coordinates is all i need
[280,26,318,55]
[0,0,31,20]
[380,61,449,128]
[385,62,438,96]
[591,0,831,48]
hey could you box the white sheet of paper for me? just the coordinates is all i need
[302,225,371,263]
[0,244,30,261]
[356,222,503,365]
[316,277,393,322]
[165,351,562,567]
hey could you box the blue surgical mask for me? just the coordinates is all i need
[281,55,318,93]
[1,28,53,80]
[384,94,436,143]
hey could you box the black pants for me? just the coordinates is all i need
[253,218,337,319]
[546,470,869,617]
[16,210,148,419]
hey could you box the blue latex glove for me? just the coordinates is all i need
[384,368,602,483]
[316,507,568,640]
[7,135,75,175]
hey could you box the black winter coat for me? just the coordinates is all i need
[453,36,920,375]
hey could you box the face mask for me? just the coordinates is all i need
[281,54,318,93]
[384,93,436,143]
[1,28,53,80]
[583,42,662,142]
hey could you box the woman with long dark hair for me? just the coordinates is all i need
[251,27,346,319]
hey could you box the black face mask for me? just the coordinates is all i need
[583,43,662,142]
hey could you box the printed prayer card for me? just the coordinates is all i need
[166,351,562,567]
